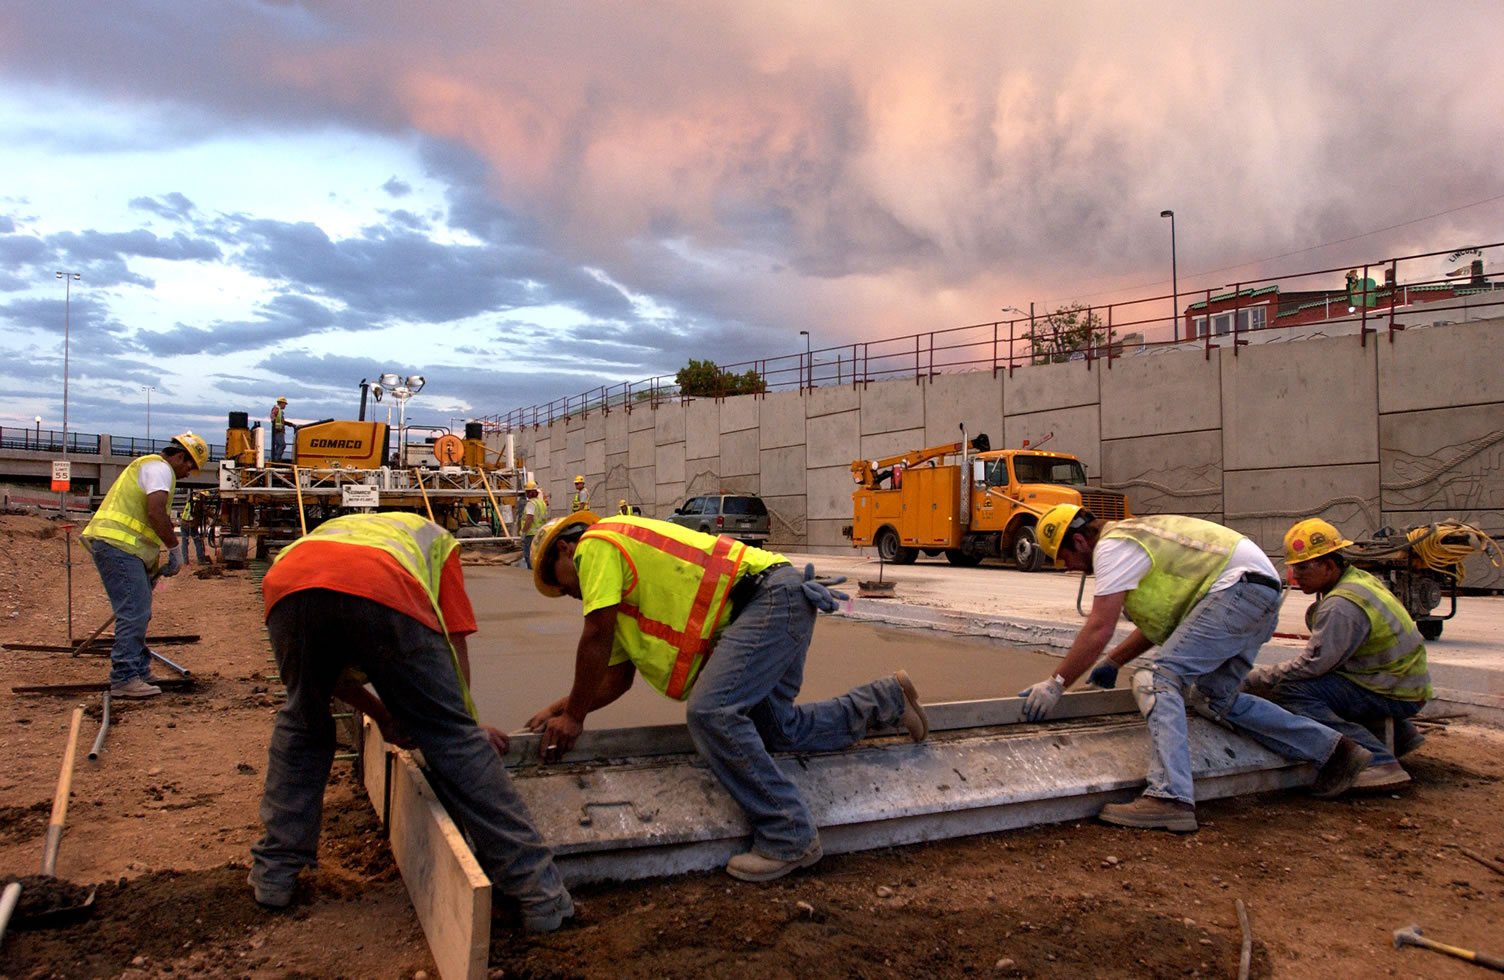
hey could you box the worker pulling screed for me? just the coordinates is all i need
[1242,518,1431,789]
[270,396,294,462]
[80,432,209,699]
[1018,506,1372,832]
[526,512,929,881]
[570,474,589,512]
[249,512,573,930]
[520,481,546,570]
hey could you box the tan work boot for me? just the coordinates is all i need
[894,670,929,742]
[1098,795,1198,833]
[725,839,822,882]
[1353,761,1411,790]
[110,677,162,699]
[1311,736,1373,798]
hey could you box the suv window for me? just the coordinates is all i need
[680,497,702,515]
[722,496,767,516]
[702,497,721,515]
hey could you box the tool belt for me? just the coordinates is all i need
[1239,572,1282,593]
[727,562,790,622]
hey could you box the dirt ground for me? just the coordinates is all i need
[1,510,1502,980]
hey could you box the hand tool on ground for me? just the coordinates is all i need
[68,612,116,657]
[1235,899,1252,980]
[12,707,98,929]
[0,881,20,947]
[1393,923,1504,972]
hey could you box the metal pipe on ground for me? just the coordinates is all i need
[149,648,192,677]
[87,692,111,761]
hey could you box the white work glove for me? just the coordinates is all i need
[801,563,849,613]
[1019,674,1065,721]
[162,548,184,578]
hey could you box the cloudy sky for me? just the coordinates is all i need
[2,1,1500,442]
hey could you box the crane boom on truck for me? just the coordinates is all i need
[844,426,1131,570]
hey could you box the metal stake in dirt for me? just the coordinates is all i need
[88,692,111,762]
[63,523,75,645]
[1393,923,1504,972]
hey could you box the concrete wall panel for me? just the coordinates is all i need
[584,439,605,477]
[685,457,721,497]
[760,445,807,498]
[1100,352,1220,441]
[1380,404,1504,513]
[1379,320,1504,413]
[1221,338,1378,470]
[860,379,924,435]
[1101,429,1223,517]
[762,494,805,547]
[807,410,860,470]
[1223,462,1380,553]
[628,404,656,432]
[654,403,685,446]
[924,371,1004,448]
[1004,359,1099,416]
[1004,405,1102,477]
[655,441,686,486]
[805,384,861,418]
[605,410,629,454]
[859,427,927,462]
[720,394,758,433]
[584,413,605,445]
[685,401,720,461]
[807,464,856,521]
[720,428,760,477]
[604,452,630,499]
[628,427,654,468]
[759,391,804,448]
[806,519,853,550]
[720,472,760,496]
[629,467,656,514]
[655,480,686,513]
[564,421,585,463]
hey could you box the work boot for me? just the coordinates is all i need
[1353,761,1411,790]
[895,670,929,742]
[1098,795,1198,833]
[1311,736,1373,798]
[1393,724,1426,759]
[110,677,162,699]
[247,870,293,909]
[725,839,823,882]
[520,892,575,933]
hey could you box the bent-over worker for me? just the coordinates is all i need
[1242,519,1430,789]
[1019,507,1372,832]
[249,513,573,930]
[80,432,208,699]
[526,512,929,882]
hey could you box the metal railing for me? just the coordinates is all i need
[0,427,100,454]
[107,436,227,461]
[479,240,1503,430]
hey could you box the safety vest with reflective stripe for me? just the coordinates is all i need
[572,488,588,512]
[1309,566,1432,702]
[271,405,286,432]
[1101,516,1242,646]
[181,495,195,522]
[82,454,174,570]
[578,518,777,700]
[272,513,478,718]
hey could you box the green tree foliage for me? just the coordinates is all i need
[674,358,767,397]
[1028,304,1109,364]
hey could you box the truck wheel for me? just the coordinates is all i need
[945,549,983,567]
[894,546,919,565]
[876,528,902,563]
[1418,619,1443,641]
[1012,526,1045,572]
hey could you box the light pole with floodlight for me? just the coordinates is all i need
[374,372,425,466]
[55,272,80,456]
[1159,211,1178,341]
[34,416,41,449]
[141,385,155,445]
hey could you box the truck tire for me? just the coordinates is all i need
[1418,619,1443,641]
[1012,526,1045,572]
[945,549,982,567]
[876,528,902,563]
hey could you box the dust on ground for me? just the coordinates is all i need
[1,511,1502,979]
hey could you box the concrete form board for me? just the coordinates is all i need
[923,371,1004,449]
[1100,429,1223,517]
[685,401,720,460]
[860,379,925,435]
[1004,404,1103,477]
[1221,337,1378,469]
[759,445,807,498]
[759,391,805,448]
[720,428,760,477]
[806,410,860,469]
[1223,462,1380,552]
[1099,349,1220,441]
[1378,318,1504,413]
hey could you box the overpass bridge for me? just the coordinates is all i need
[0,424,225,503]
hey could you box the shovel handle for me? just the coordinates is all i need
[0,880,21,945]
[41,707,85,876]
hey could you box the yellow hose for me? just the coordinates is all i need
[1405,521,1503,582]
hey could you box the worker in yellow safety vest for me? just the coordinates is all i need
[520,481,546,569]
[81,432,209,698]
[525,512,929,882]
[248,513,572,928]
[270,396,294,462]
[178,490,210,566]
[1016,506,1372,833]
[1242,518,1431,790]
[570,474,589,512]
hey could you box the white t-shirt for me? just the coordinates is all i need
[1093,536,1277,597]
[137,460,175,496]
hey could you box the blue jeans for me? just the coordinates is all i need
[251,590,569,916]
[180,530,207,564]
[271,429,285,462]
[521,533,534,569]
[90,542,154,686]
[684,565,907,861]
[1268,673,1420,766]
[1136,581,1342,804]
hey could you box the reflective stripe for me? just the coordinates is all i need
[1103,516,1241,646]
[1321,567,1431,701]
[82,455,173,569]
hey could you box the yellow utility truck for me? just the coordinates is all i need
[845,429,1130,571]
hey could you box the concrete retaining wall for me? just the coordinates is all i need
[512,318,1504,587]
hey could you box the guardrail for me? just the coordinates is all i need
[0,427,225,461]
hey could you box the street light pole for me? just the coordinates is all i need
[55,272,80,455]
[799,330,811,389]
[141,385,155,445]
[34,416,42,450]
[1159,211,1178,341]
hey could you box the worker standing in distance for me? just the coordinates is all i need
[1018,506,1372,832]
[520,481,546,570]
[249,512,573,930]
[526,511,929,881]
[270,396,293,462]
[570,474,589,512]
[81,433,208,698]
[618,499,630,516]
[179,490,209,566]
[1241,519,1430,789]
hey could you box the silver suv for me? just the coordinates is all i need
[668,494,770,546]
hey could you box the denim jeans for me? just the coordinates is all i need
[90,542,154,686]
[684,564,907,861]
[271,430,286,462]
[521,533,534,569]
[180,530,207,564]
[1136,581,1342,804]
[250,590,569,916]
[1268,673,1420,766]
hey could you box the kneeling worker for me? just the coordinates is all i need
[1242,519,1430,789]
[1017,506,1372,832]
[249,512,572,931]
[526,511,929,881]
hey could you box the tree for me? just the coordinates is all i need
[674,359,767,397]
[1028,303,1108,364]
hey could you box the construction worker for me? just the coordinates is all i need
[178,490,209,566]
[618,499,630,516]
[520,481,546,570]
[1241,519,1431,789]
[570,475,589,512]
[249,512,573,930]
[1018,506,1372,832]
[81,433,209,698]
[525,512,928,881]
[270,396,293,462]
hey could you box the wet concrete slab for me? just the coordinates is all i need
[461,564,1062,731]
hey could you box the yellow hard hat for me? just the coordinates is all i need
[1035,503,1083,563]
[170,431,210,473]
[531,510,600,597]
[277,396,288,404]
[1284,518,1353,564]
[619,498,628,508]
[574,474,585,484]
[525,480,538,491]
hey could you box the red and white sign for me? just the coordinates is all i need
[50,460,71,492]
